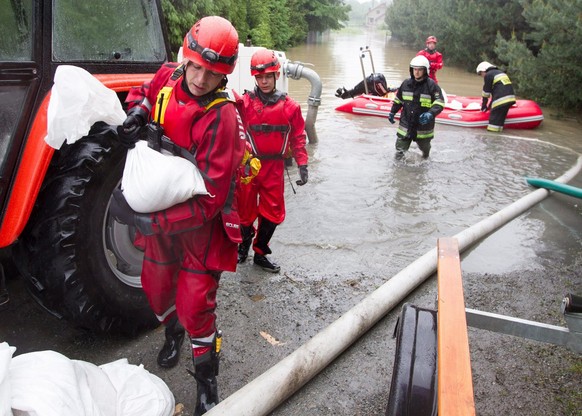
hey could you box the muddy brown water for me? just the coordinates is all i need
[283,30,582,278]
[1,30,581,415]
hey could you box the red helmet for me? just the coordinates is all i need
[250,48,281,76]
[182,16,239,75]
[426,36,438,44]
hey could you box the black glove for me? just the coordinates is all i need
[109,189,155,235]
[481,98,488,112]
[388,112,395,124]
[335,87,353,100]
[117,114,145,149]
[296,165,308,186]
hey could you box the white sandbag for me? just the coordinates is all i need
[100,359,174,416]
[121,140,209,213]
[447,99,463,110]
[465,101,481,110]
[46,65,126,149]
[8,348,174,416]
[71,360,117,416]
[9,350,109,416]
[0,343,15,416]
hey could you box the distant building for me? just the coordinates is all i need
[365,1,390,29]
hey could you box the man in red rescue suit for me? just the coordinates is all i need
[476,61,517,132]
[110,16,245,415]
[388,55,445,159]
[416,36,443,83]
[237,48,309,273]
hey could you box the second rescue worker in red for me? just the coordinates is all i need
[237,48,309,272]
[416,36,443,83]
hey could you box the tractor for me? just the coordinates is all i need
[0,0,172,334]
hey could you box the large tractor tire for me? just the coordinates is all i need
[14,123,157,335]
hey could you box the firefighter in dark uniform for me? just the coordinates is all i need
[388,56,445,159]
[477,61,516,132]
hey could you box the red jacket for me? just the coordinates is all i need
[126,63,245,244]
[416,49,443,83]
[242,89,308,166]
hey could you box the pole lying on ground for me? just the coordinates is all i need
[206,156,582,416]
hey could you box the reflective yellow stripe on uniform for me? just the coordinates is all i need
[419,93,433,108]
[491,95,516,108]
[401,91,413,102]
[433,98,445,107]
[487,124,503,132]
[493,73,512,86]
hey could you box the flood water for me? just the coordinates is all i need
[276,30,582,280]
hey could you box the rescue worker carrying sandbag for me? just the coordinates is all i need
[237,48,309,272]
[476,61,517,132]
[110,16,245,415]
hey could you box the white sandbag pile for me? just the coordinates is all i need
[0,342,174,416]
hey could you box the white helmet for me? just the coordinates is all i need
[476,61,495,74]
[409,55,430,77]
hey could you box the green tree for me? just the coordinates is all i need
[269,0,293,49]
[495,0,582,111]
[383,0,582,111]
[246,0,273,47]
[287,0,309,45]
[387,0,528,71]
[161,0,198,54]
[160,0,351,54]
[304,0,350,33]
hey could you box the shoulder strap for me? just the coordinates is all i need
[199,88,235,111]
[153,65,184,124]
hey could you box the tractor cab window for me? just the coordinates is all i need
[0,0,33,61]
[52,0,167,63]
[0,0,34,177]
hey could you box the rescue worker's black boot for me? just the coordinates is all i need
[157,316,185,368]
[190,331,221,416]
[253,254,281,273]
[237,226,255,264]
[253,217,280,273]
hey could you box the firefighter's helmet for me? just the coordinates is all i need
[476,61,495,74]
[409,55,430,77]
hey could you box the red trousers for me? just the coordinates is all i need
[237,159,286,226]
[139,227,226,339]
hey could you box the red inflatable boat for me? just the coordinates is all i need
[335,93,544,129]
